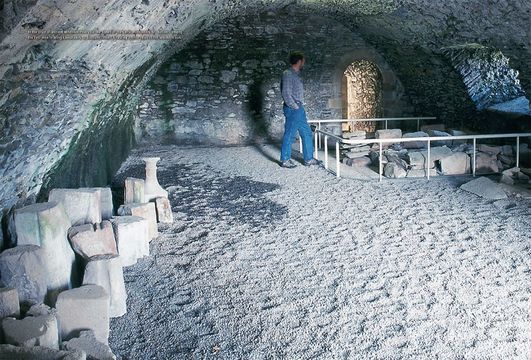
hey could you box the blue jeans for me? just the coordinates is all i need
[280,104,314,162]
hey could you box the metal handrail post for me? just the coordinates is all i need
[336,142,340,178]
[324,136,329,170]
[417,118,420,131]
[472,138,476,177]
[318,122,322,149]
[385,120,388,130]
[379,142,383,182]
[516,137,520,168]
[314,131,318,160]
[427,139,431,180]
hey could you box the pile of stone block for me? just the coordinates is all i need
[341,127,529,180]
[0,157,173,358]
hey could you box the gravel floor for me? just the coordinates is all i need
[109,144,531,359]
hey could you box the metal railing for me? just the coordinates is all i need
[311,129,531,181]
[301,117,437,153]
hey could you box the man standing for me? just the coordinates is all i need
[280,51,318,168]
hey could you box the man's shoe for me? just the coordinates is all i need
[304,158,320,166]
[281,159,297,169]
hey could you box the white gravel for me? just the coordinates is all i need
[109,144,531,359]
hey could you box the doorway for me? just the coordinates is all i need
[342,60,384,133]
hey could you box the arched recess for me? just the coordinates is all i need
[342,60,383,132]
[331,48,406,130]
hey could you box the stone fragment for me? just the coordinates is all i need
[475,152,500,173]
[68,221,117,259]
[62,330,116,360]
[49,189,102,226]
[407,146,453,169]
[427,130,452,146]
[493,199,516,210]
[83,255,126,318]
[477,144,502,156]
[0,288,19,319]
[85,188,114,220]
[56,285,110,344]
[0,246,47,306]
[0,344,85,359]
[124,178,145,204]
[344,151,370,159]
[500,174,515,185]
[437,152,471,175]
[110,216,149,267]
[117,203,158,240]
[384,163,407,178]
[142,157,168,202]
[448,129,469,145]
[154,197,174,224]
[501,145,513,156]
[14,202,76,304]
[2,312,59,348]
[401,131,429,149]
[375,129,402,141]
[343,156,372,167]
[460,177,507,200]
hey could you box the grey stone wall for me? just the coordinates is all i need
[135,7,407,145]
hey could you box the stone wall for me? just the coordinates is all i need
[135,7,407,145]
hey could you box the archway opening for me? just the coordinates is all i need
[341,60,384,133]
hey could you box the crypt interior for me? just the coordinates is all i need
[0,0,530,358]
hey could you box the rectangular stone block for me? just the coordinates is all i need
[56,285,109,344]
[407,146,453,169]
[14,202,76,305]
[124,178,145,205]
[475,152,500,174]
[83,255,127,318]
[68,221,118,260]
[402,131,429,149]
[154,197,173,224]
[438,152,471,175]
[49,189,102,226]
[117,203,158,240]
[375,129,402,140]
[110,216,149,267]
[0,288,20,319]
[0,247,47,307]
[85,187,114,220]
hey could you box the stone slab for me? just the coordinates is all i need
[83,254,127,318]
[68,221,118,260]
[62,330,116,360]
[460,177,508,200]
[117,203,158,240]
[110,216,149,267]
[384,162,407,178]
[0,245,47,306]
[124,178,145,205]
[49,189,102,226]
[475,152,500,173]
[375,129,402,141]
[402,131,429,149]
[56,285,110,344]
[154,197,174,224]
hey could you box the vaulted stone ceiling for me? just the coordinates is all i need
[0,0,530,219]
